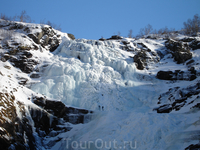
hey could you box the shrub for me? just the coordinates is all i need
[128,29,133,38]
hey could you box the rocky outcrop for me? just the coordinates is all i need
[27,26,60,52]
[133,50,147,70]
[107,35,123,40]
[165,39,192,64]
[154,82,200,113]
[0,19,62,53]
[157,67,197,81]
[29,96,93,148]
[32,96,93,125]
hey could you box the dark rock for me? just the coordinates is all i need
[23,27,30,33]
[30,73,40,78]
[180,37,194,42]
[189,67,196,75]
[189,39,200,50]
[191,103,200,110]
[48,37,60,52]
[18,77,28,85]
[156,82,200,113]
[155,104,172,113]
[157,68,197,81]
[3,54,10,61]
[185,143,200,150]
[9,23,24,30]
[107,35,123,40]
[42,27,54,37]
[68,33,75,40]
[28,34,40,44]
[41,35,49,47]
[137,43,151,51]
[122,40,130,45]
[157,71,173,80]
[32,96,93,124]
[186,59,195,65]
[10,57,38,73]
[173,50,192,64]
[49,44,59,52]
[99,38,106,41]
[165,39,192,64]
[0,92,37,150]
[133,50,147,70]
[23,51,33,58]
[1,57,6,62]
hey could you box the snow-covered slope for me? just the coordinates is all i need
[0,19,200,150]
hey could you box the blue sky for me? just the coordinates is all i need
[1,0,200,40]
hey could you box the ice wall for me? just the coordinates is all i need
[31,39,157,111]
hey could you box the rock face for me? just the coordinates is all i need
[30,96,93,148]
[0,92,36,150]
[27,26,60,52]
[0,92,93,150]
[165,39,192,64]
[32,96,93,124]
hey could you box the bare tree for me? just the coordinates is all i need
[144,24,153,35]
[183,14,200,36]
[138,24,153,37]
[128,29,133,38]
[18,10,31,22]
